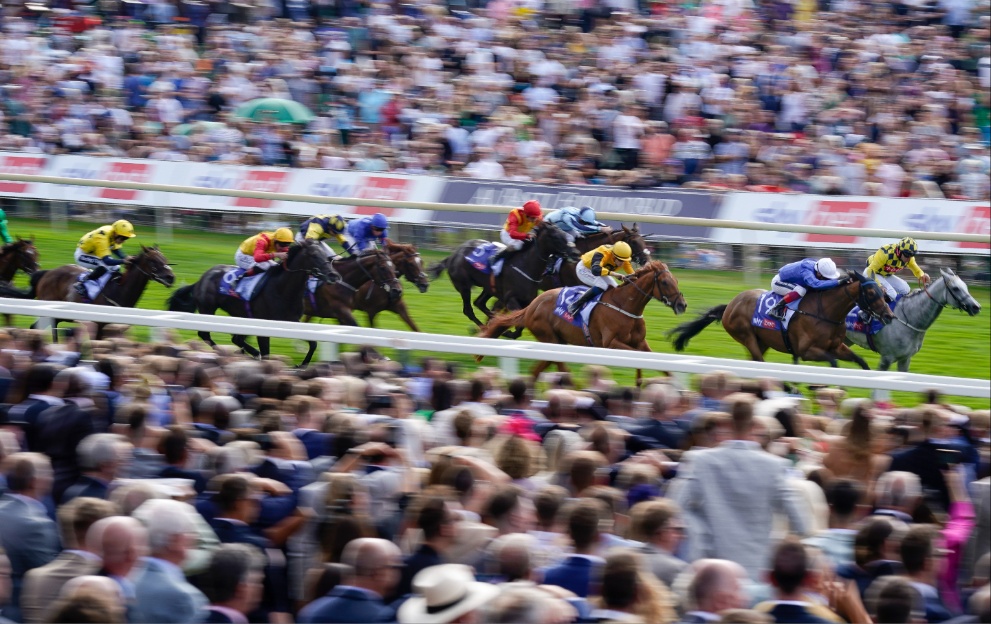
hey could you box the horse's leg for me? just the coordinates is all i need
[740,334,766,362]
[474,290,496,319]
[801,346,839,368]
[833,343,871,370]
[257,336,270,359]
[897,358,911,373]
[94,323,106,341]
[555,362,570,372]
[392,302,420,332]
[198,331,217,347]
[232,334,260,358]
[877,356,893,371]
[531,360,553,381]
[300,341,318,368]
[460,287,484,326]
[503,327,524,340]
[50,319,60,344]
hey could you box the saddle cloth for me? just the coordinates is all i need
[465,242,504,275]
[553,286,602,328]
[752,291,800,331]
[306,276,321,294]
[76,270,113,301]
[846,295,900,335]
[219,268,265,300]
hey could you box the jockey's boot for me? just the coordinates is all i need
[769,291,800,320]
[567,286,603,317]
[233,266,259,288]
[75,265,108,297]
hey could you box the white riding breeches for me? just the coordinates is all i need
[771,274,807,297]
[499,230,526,251]
[576,263,617,290]
[75,248,116,271]
[866,271,909,300]
[235,250,276,271]
[294,233,337,258]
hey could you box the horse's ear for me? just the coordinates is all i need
[622,224,630,233]
[633,223,639,232]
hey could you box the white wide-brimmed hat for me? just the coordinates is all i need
[397,564,500,624]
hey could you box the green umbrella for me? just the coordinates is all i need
[170,121,228,136]
[234,98,315,124]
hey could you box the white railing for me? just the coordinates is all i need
[2,299,987,398]
[0,173,987,243]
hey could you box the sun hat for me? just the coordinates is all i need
[397,564,500,624]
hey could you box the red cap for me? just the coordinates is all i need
[523,200,542,218]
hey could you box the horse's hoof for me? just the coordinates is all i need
[474,355,484,363]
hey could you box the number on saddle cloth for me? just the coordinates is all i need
[219,268,265,300]
[553,286,601,328]
[752,291,800,331]
[465,242,502,275]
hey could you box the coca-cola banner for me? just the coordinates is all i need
[436,180,720,239]
[714,193,990,255]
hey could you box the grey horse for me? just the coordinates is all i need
[846,268,982,371]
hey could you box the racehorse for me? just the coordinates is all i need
[0,238,41,325]
[353,242,430,331]
[167,240,336,362]
[669,271,894,369]
[846,268,982,371]
[479,261,687,384]
[30,245,175,340]
[541,224,651,290]
[299,249,402,367]
[429,223,578,326]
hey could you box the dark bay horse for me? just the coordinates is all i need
[479,261,687,384]
[669,271,894,369]
[429,223,578,326]
[541,224,651,290]
[167,240,336,361]
[0,238,41,325]
[29,245,175,340]
[353,242,430,331]
[299,249,401,367]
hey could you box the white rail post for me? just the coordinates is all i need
[319,341,338,362]
[499,356,519,379]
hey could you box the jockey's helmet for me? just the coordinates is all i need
[328,215,346,233]
[371,213,388,229]
[897,237,918,257]
[523,200,542,218]
[579,206,597,225]
[274,228,294,244]
[814,258,841,279]
[613,241,632,261]
[112,220,136,238]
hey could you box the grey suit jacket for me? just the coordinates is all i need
[962,477,990,584]
[0,494,60,622]
[671,440,809,580]
[131,558,208,624]
[21,551,102,623]
[640,544,687,589]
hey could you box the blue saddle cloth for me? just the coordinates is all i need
[846,296,900,335]
[752,291,800,331]
[553,286,602,328]
[306,276,321,294]
[219,268,265,300]
[464,242,502,275]
[76,270,114,301]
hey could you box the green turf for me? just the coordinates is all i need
[7,217,990,408]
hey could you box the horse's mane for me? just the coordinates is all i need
[0,239,28,254]
[385,241,416,253]
[631,260,669,277]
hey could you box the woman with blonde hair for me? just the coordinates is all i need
[823,403,890,491]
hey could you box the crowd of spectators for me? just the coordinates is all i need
[0,324,988,623]
[0,0,989,199]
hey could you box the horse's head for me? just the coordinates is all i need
[852,272,894,325]
[361,249,403,303]
[621,224,650,265]
[131,245,175,287]
[5,238,40,275]
[388,242,429,294]
[940,268,981,316]
[634,261,687,315]
[537,223,580,260]
[291,239,340,284]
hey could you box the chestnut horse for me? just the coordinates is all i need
[668,271,894,369]
[353,242,430,331]
[479,261,687,383]
[30,246,175,340]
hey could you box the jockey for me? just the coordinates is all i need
[544,205,607,244]
[234,227,294,282]
[768,257,843,320]
[345,213,389,254]
[567,241,634,316]
[296,214,349,258]
[864,237,930,301]
[73,220,136,296]
[491,200,543,270]
[0,208,12,244]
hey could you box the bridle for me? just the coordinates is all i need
[129,253,174,287]
[0,242,39,278]
[285,244,337,285]
[332,251,401,296]
[923,277,966,310]
[623,265,676,308]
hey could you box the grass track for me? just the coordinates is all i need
[7,218,990,408]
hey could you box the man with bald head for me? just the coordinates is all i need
[87,515,147,617]
[298,538,404,623]
[678,559,748,623]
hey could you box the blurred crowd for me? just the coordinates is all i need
[0,0,990,199]
[0,324,988,623]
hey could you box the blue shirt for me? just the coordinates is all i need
[346,217,388,252]
[544,208,603,235]
[778,259,840,291]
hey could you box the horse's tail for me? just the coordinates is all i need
[427,255,451,280]
[25,270,48,299]
[667,304,727,352]
[167,284,198,313]
[478,308,527,340]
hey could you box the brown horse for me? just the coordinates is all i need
[479,261,687,383]
[0,238,41,325]
[668,271,894,369]
[30,246,176,340]
[353,242,430,331]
